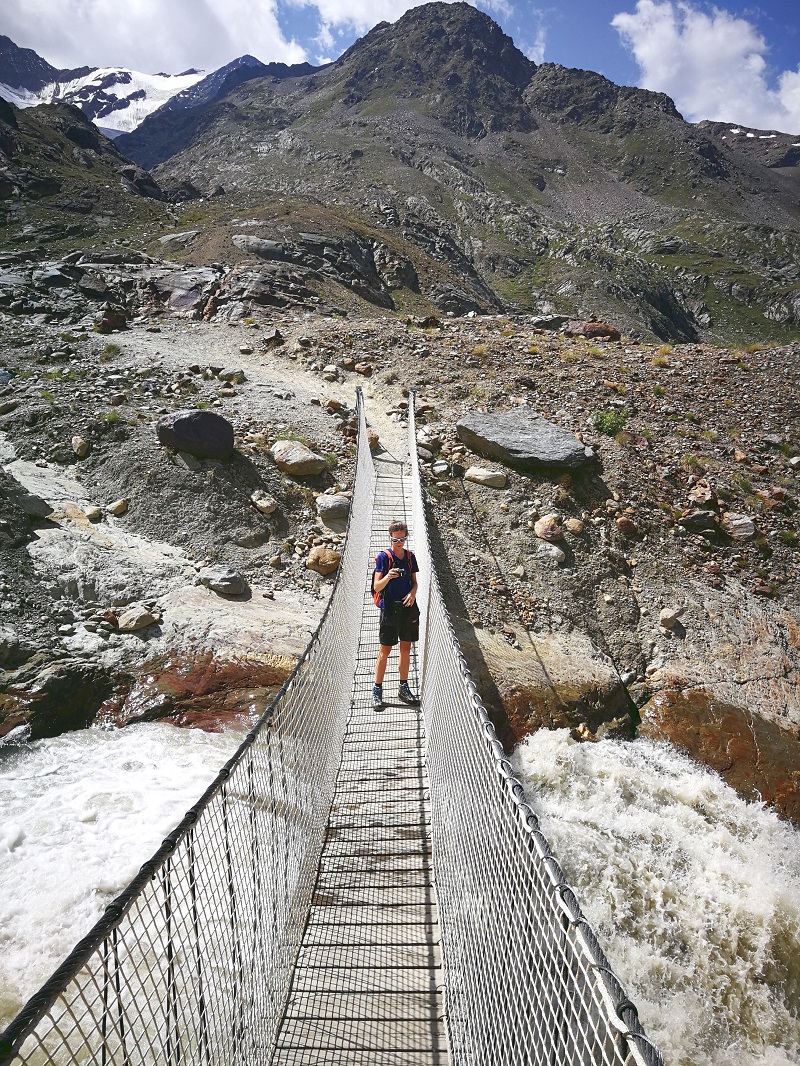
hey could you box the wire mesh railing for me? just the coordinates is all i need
[0,392,376,1066]
[407,393,664,1066]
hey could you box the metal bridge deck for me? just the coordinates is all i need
[272,455,449,1065]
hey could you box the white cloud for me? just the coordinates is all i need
[612,1,800,132]
[521,26,547,64]
[0,0,306,74]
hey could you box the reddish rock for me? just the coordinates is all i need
[640,688,800,826]
[534,514,563,542]
[687,478,717,508]
[565,320,621,341]
[615,515,638,536]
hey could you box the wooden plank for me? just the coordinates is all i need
[272,1052,448,1065]
[277,1018,449,1053]
[296,944,442,971]
[285,991,445,1022]
[312,885,437,908]
[289,966,442,995]
[308,904,439,927]
[302,922,439,948]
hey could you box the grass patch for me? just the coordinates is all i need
[590,409,628,436]
[651,355,670,368]
[682,453,705,473]
[778,529,798,546]
[40,389,56,404]
[652,384,665,397]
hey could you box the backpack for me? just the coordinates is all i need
[372,548,416,608]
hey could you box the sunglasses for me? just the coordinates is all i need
[390,535,408,543]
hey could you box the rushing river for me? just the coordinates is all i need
[2,724,799,1065]
[0,723,244,1030]
[514,730,800,1066]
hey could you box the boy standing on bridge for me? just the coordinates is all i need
[372,520,420,709]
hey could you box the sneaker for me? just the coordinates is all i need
[398,681,420,705]
[372,683,384,709]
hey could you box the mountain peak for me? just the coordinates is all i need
[337,1,535,137]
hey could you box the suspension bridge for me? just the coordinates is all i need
[0,392,663,1066]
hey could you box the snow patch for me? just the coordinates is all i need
[0,67,206,134]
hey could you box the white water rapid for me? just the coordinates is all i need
[0,723,243,1031]
[514,730,800,1066]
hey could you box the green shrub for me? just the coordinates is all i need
[590,409,628,436]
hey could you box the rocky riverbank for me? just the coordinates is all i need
[1,304,798,823]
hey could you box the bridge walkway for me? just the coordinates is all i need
[272,453,449,1065]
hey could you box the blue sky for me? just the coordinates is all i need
[1,1,799,130]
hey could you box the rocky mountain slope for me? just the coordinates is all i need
[109,1,800,345]
[3,3,800,345]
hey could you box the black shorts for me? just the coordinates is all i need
[379,599,420,647]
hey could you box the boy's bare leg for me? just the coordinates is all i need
[398,641,411,682]
[375,644,392,685]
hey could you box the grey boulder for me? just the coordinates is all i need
[456,408,595,471]
[157,409,234,461]
[199,567,249,597]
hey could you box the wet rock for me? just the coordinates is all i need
[271,440,326,475]
[0,660,115,741]
[457,408,595,471]
[640,688,800,826]
[465,466,507,488]
[199,567,249,597]
[306,546,341,575]
[157,409,234,461]
[0,625,31,668]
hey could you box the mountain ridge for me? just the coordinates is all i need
[2,1,799,343]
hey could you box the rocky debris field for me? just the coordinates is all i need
[1,304,799,823]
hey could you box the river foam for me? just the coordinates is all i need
[513,730,800,1066]
[0,723,243,1031]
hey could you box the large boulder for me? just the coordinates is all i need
[157,409,234,461]
[152,268,217,313]
[271,440,326,476]
[456,409,595,471]
[199,567,249,596]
